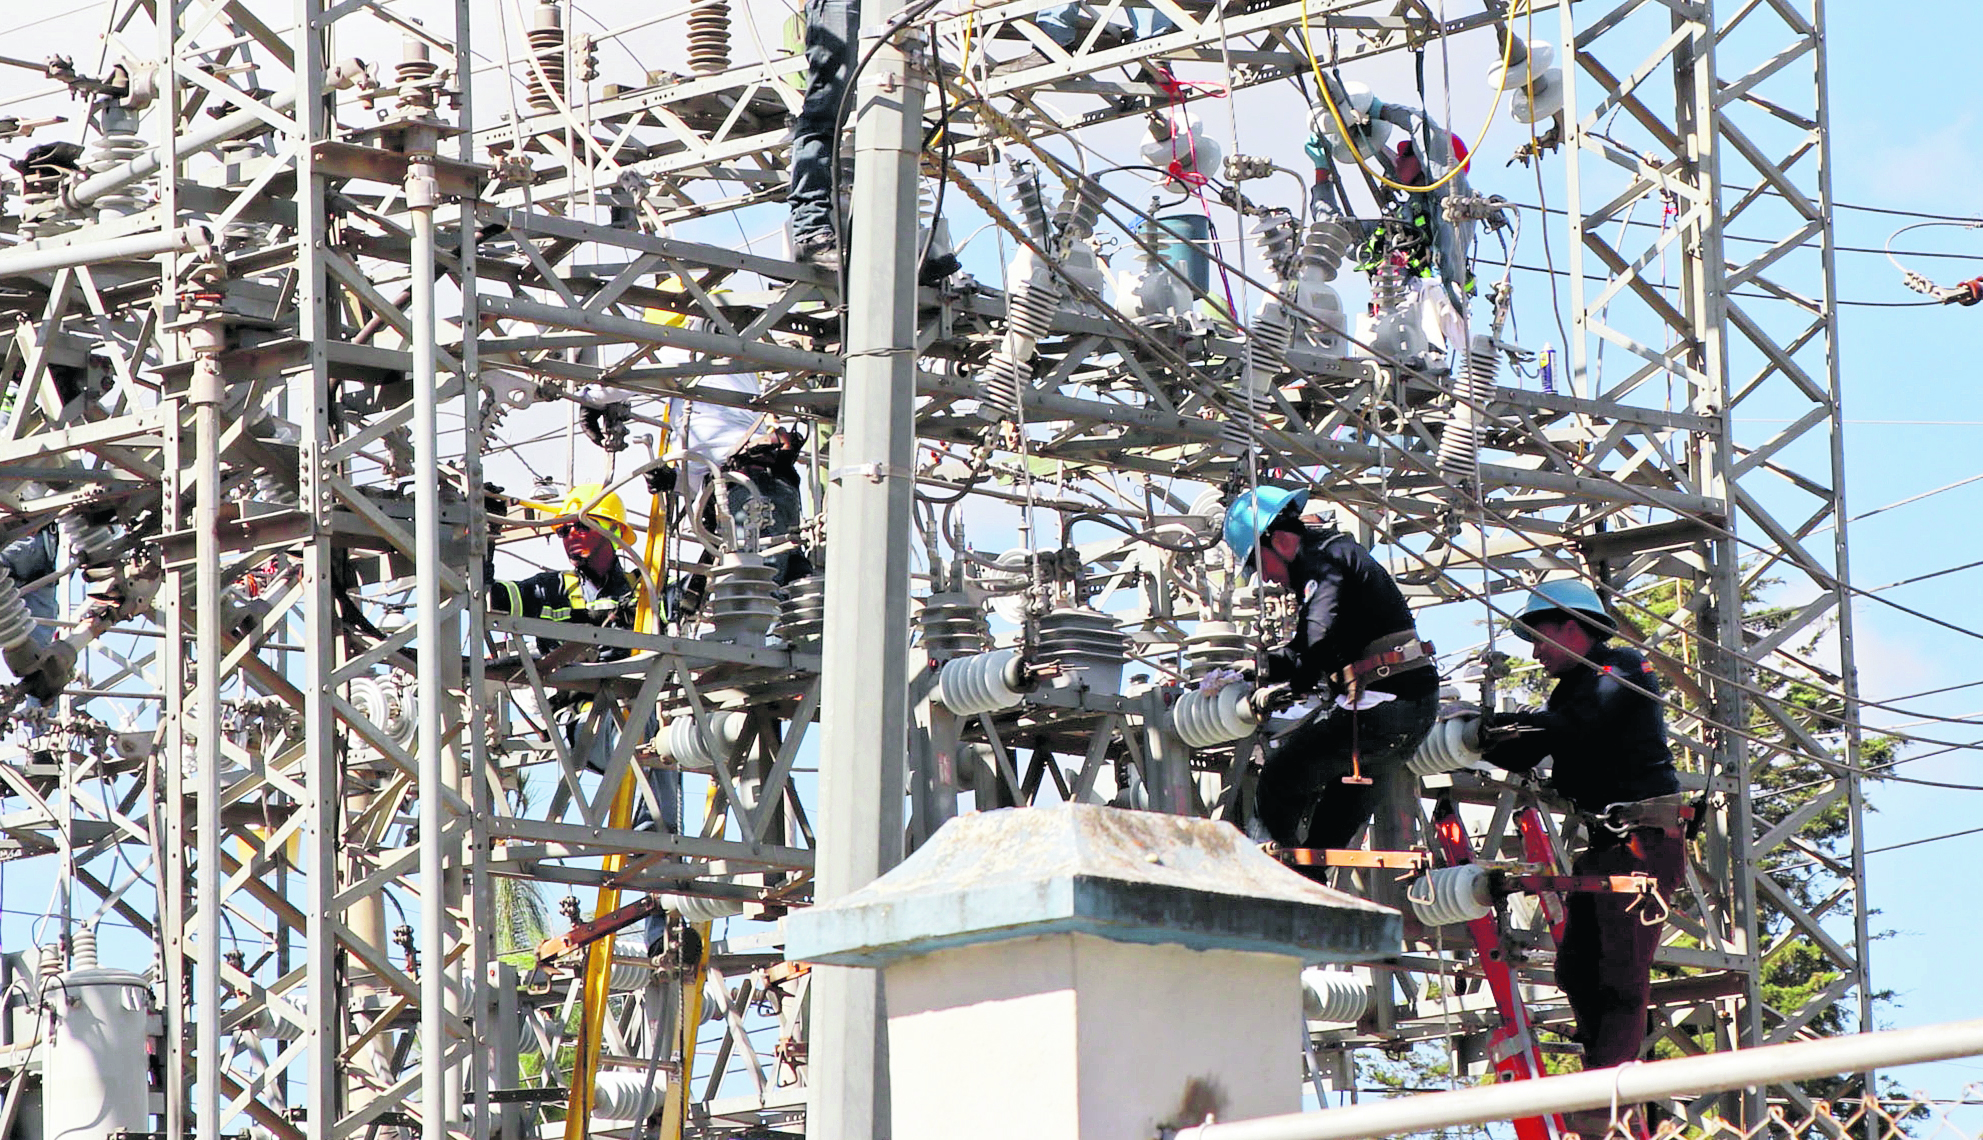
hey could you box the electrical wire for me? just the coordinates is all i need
[1496,258,1939,308]
[1774,825,1983,875]
[1498,197,1983,262]
[1300,0,1519,195]
[1887,219,1983,301]
[943,135,1983,756]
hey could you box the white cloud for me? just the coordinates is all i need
[1836,113,1983,216]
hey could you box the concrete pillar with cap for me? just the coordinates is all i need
[785,803,1399,1140]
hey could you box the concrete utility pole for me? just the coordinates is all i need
[809,15,927,1138]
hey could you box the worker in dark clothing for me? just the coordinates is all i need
[490,483,638,654]
[1479,579,1687,1088]
[1,526,66,702]
[490,484,680,955]
[1223,486,1438,850]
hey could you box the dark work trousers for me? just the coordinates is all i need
[787,0,859,244]
[1255,692,1437,850]
[1557,827,1686,1070]
[568,701,683,956]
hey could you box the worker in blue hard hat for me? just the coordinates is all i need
[1221,486,1437,851]
[1478,578,1686,1094]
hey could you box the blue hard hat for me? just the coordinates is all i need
[1223,486,1310,578]
[1512,579,1616,641]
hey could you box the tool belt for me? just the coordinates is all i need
[1589,793,1696,839]
[1332,632,1435,693]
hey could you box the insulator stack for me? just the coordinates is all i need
[524,2,567,113]
[1301,215,1353,282]
[1035,608,1129,696]
[70,926,97,970]
[1246,304,1297,379]
[686,0,732,74]
[1408,713,1481,777]
[665,894,746,924]
[591,1072,665,1122]
[1371,261,1410,311]
[1171,683,1257,749]
[344,676,416,753]
[1407,863,1494,927]
[662,710,747,771]
[1181,622,1251,680]
[1221,376,1261,456]
[39,944,62,982]
[1009,164,1051,245]
[1251,211,1300,281]
[701,553,779,645]
[1006,273,1063,344]
[0,578,36,650]
[1301,967,1370,1024]
[61,512,118,566]
[605,958,655,992]
[776,573,826,648]
[1439,334,1499,484]
[394,35,440,88]
[1052,176,1106,243]
[346,677,389,734]
[84,107,146,218]
[378,676,417,749]
[934,649,1026,716]
[917,592,989,660]
[1227,305,1294,454]
[975,351,1030,423]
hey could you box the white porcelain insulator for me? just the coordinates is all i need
[1407,714,1483,777]
[1171,683,1259,749]
[591,1071,666,1122]
[662,710,749,771]
[0,578,36,651]
[934,649,1025,717]
[1301,967,1370,1025]
[1408,863,1494,926]
[665,894,747,925]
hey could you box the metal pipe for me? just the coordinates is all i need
[408,117,449,1140]
[63,89,299,211]
[0,224,212,277]
[1173,1018,1983,1140]
[189,313,224,1140]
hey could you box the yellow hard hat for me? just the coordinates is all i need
[557,483,634,543]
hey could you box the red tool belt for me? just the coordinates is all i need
[1333,633,1435,693]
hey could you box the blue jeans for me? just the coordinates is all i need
[788,0,860,244]
[1036,2,1175,48]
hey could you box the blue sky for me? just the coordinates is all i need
[1796,0,1983,1103]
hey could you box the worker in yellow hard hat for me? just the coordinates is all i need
[489,483,639,654]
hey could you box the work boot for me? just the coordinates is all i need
[793,232,843,274]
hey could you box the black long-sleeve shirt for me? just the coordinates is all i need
[1261,525,1434,700]
[1482,643,1680,814]
[489,560,636,655]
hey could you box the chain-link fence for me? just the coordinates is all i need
[1587,1089,1983,1140]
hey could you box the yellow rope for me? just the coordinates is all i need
[564,772,638,1140]
[1300,0,1526,195]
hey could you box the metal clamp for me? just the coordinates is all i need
[828,462,912,484]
